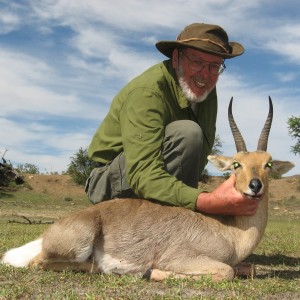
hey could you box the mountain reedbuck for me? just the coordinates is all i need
[1,97,294,281]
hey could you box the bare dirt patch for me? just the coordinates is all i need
[22,174,300,203]
[23,174,86,199]
[7,173,298,220]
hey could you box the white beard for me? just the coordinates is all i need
[176,59,217,104]
[179,77,211,103]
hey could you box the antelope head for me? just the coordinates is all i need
[208,97,294,200]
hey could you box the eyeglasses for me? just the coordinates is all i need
[180,51,226,75]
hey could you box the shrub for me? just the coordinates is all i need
[67,147,99,185]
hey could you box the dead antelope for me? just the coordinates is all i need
[1,97,294,281]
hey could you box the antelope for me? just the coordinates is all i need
[1,97,294,281]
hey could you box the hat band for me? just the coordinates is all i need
[177,38,229,54]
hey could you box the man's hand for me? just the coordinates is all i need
[195,174,259,216]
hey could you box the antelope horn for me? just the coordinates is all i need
[257,96,273,151]
[228,97,247,152]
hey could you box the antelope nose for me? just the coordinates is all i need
[249,178,262,194]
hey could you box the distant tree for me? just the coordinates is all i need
[67,147,99,185]
[200,134,223,182]
[211,134,223,156]
[287,116,300,155]
[17,163,40,174]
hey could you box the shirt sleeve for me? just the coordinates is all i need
[119,87,200,210]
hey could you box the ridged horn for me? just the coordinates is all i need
[257,96,273,151]
[228,97,247,152]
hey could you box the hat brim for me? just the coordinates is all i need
[155,40,244,59]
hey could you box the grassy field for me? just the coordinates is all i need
[0,177,299,300]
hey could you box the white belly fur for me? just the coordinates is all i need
[94,249,145,275]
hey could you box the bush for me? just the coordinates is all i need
[67,147,99,185]
[200,168,210,183]
[16,163,40,174]
[0,158,24,186]
[287,115,300,156]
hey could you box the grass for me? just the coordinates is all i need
[0,185,299,299]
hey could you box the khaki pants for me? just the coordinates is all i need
[85,120,204,204]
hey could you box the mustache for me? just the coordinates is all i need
[178,77,210,103]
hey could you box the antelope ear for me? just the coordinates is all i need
[270,160,295,176]
[208,155,233,171]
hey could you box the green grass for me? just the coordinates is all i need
[0,185,88,221]
[0,186,299,299]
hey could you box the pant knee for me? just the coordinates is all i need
[163,120,204,187]
[164,120,203,154]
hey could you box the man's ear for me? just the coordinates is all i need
[207,155,233,171]
[270,160,295,177]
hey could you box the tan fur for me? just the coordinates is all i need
[22,151,294,281]
[3,97,292,280]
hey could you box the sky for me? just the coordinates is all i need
[0,0,299,176]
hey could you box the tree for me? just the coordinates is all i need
[200,134,223,182]
[287,116,300,155]
[211,134,223,156]
[0,150,24,186]
[0,158,14,186]
[17,163,40,174]
[67,147,99,185]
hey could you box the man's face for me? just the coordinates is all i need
[172,48,224,103]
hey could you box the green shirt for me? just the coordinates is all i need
[88,60,217,210]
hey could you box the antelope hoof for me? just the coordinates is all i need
[234,262,256,279]
[143,268,173,281]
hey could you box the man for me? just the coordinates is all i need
[86,23,259,216]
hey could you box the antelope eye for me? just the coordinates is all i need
[266,162,273,169]
[233,162,241,169]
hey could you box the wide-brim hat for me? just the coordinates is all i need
[156,23,244,59]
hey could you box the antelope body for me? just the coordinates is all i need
[1,98,294,281]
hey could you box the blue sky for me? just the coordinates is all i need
[0,0,299,175]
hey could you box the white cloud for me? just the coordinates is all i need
[0,12,20,33]
[0,48,109,119]
[0,117,93,173]
[0,0,299,175]
[0,4,22,34]
[275,72,298,83]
